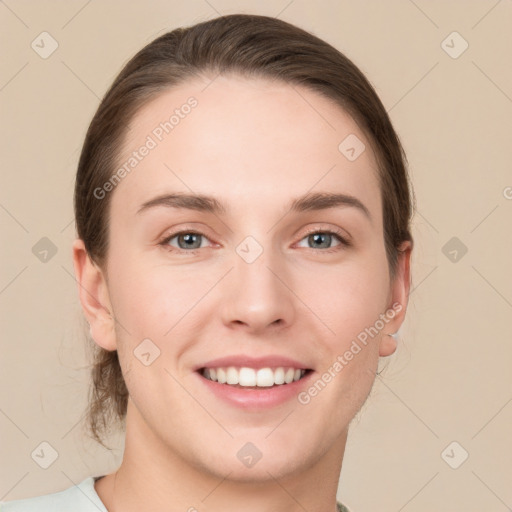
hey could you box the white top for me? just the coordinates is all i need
[0,476,352,511]
[0,476,107,512]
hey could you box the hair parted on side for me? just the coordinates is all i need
[74,13,415,448]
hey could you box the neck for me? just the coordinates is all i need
[96,398,347,512]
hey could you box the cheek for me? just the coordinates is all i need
[107,250,209,338]
[310,256,390,340]
[107,232,390,346]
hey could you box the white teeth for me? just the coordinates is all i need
[201,366,307,387]
[256,368,274,387]
[226,367,239,384]
[273,367,285,385]
[284,368,295,384]
[239,367,256,386]
[217,368,226,384]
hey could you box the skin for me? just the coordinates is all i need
[73,74,411,512]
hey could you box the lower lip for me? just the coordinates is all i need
[196,370,314,410]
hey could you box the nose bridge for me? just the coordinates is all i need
[220,234,294,331]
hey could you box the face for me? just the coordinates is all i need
[78,74,410,482]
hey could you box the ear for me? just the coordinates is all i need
[379,240,413,357]
[72,238,117,351]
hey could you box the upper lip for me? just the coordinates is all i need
[195,355,313,371]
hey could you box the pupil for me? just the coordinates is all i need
[181,233,200,249]
[311,233,329,248]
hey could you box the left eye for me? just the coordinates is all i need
[296,230,348,250]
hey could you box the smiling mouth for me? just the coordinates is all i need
[197,367,313,388]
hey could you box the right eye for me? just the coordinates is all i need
[159,230,213,254]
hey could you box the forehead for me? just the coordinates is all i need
[110,74,382,223]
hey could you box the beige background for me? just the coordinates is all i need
[1,1,511,510]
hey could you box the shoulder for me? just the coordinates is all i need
[0,476,107,512]
[337,501,353,512]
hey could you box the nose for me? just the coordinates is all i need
[219,248,296,334]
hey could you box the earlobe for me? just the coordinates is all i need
[382,240,413,345]
[72,238,117,351]
[379,332,397,357]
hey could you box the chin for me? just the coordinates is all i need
[219,460,306,484]
[195,444,311,484]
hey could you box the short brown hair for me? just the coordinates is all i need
[74,13,415,448]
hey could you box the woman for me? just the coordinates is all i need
[1,13,414,512]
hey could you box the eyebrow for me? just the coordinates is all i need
[136,191,372,221]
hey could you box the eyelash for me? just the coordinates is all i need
[158,226,351,255]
